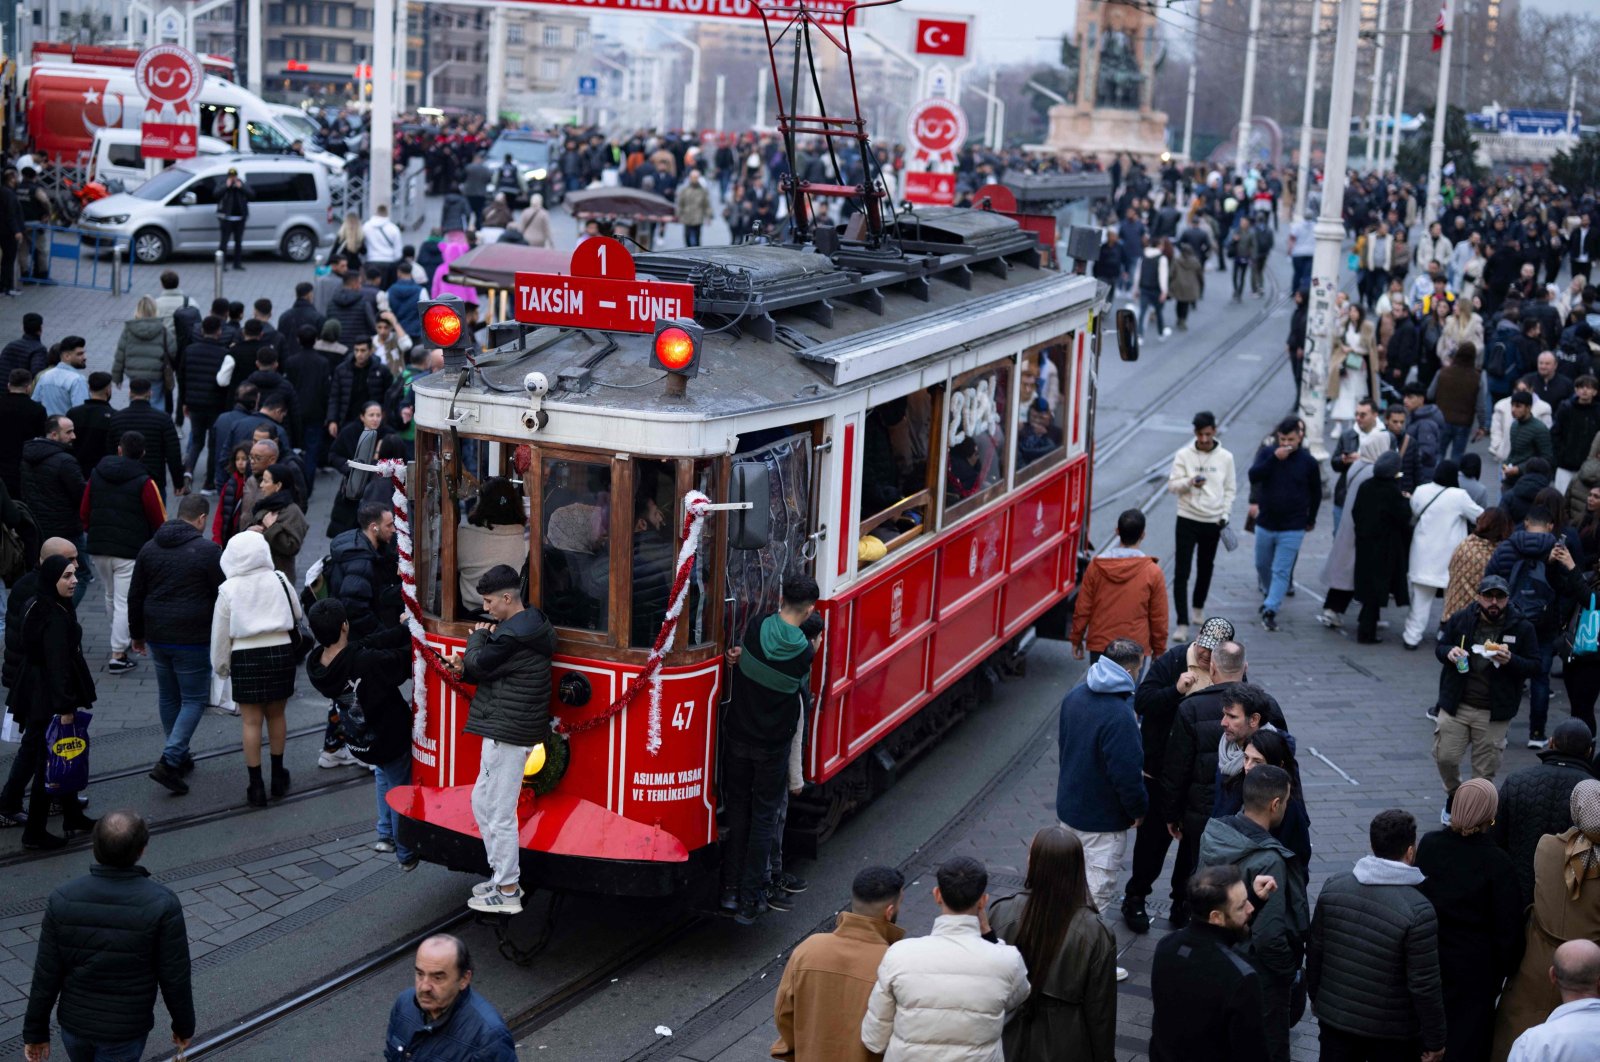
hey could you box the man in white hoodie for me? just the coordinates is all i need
[861,856,1030,1062]
[1167,412,1237,644]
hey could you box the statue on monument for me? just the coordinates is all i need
[1095,23,1143,110]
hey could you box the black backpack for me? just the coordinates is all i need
[172,299,202,356]
[1485,326,1521,380]
[1508,557,1558,629]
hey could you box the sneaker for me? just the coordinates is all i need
[21,832,67,851]
[107,657,137,675]
[1316,609,1343,629]
[1121,898,1151,934]
[471,880,500,898]
[373,840,396,853]
[400,857,419,872]
[1171,624,1189,644]
[467,887,524,915]
[1262,610,1278,632]
[1115,966,1130,982]
[149,760,190,795]
[1403,640,1421,651]
[1161,327,1172,337]
[764,886,794,912]
[1527,731,1549,750]
[0,809,26,828]
[1440,807,1452,826]
[733,902,762,926]
[318,747,359,768]
[719,887,739,913]
[1286,585,1296,597]
[777,872,808,894]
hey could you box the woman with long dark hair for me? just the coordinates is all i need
[326,401,396,537]
[1243,728,1313,872]
[987,825,1117,1062]
[246,463,309,581]
[8,554,98,849]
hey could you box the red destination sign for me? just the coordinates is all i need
[914,18,968,57]
[514,237,695,335]
[502,0,856,25]
[903,171,957,206]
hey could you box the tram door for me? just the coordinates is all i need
[724,429,816,652]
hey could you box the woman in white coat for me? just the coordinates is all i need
[1403,460,1485,649]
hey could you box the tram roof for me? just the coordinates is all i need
[415,210,1100,424]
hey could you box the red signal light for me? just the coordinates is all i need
[422,303,463,348]
[655,327,695,371]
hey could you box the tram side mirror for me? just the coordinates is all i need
[729,463,771,550]
[1115,307,1140,362]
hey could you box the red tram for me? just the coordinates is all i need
[388,218,1118,896]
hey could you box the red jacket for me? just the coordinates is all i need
[1069,553,1169,654]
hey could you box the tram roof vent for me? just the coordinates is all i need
[633,245,867,331]
[888,207,1042,262]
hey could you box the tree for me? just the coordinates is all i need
[1395,104,1484,185]
[1551,135,1600,195]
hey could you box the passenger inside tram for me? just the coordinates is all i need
[1017,397,1063,468]
[456,476,529,615]
[629,463,676,647]
[858,388,938,566]
[543,461,611,630]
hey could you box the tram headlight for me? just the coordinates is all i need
[652,318,702,378]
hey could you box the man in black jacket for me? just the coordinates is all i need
[284,324,330,457]
[1124,616,1236,932]
[1483,518,1578,751]
[23,811,194,1060]
[178,316,229,491]
[721,576,820,925]
[20,416,85,547]
[108,378,186,499]
[328,270,378,351]
[129,495,223,795]
[216,168,249,270]
[0,312,47,378]
[0,368,48,496]
[326,340,393,438]
[67,372,115,476]
[457,565,557,915]
[1434,574,1542,824]
[83,432,168,675]
[1307,810,1446,1061]
[1247,417,1322,631]
[1149,864,1268,1062]
[321,502,399,769]
[277,282,324,344]
[1492,719,1596,906]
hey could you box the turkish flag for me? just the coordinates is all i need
[915,18,968,57]
[1432,1,1447,51]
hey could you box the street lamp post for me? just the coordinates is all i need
[652,25,702,131]
[370,0,394,213]
[1365,0,1389,171]
[1235,0,1261,174]
[1386,0,1413,177]
[1301,0,1364,461]
[485,6,505,127]
[1181,57,1197,162]
[1424,0,1454,223]
[1294,16,1319,220]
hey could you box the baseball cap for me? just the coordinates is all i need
[1477,575,1510,596]
[1195,617,1235,650]
[227,167,239,176]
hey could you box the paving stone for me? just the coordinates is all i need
[249,872,302,898]
[200,909,281,948]
[267,883,339,918]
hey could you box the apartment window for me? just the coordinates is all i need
[307,2,322,24]
[350,8,367,28]
[575,29,590,47]
[453,46,469,61]
[406,48,419,67]
[303,39,323,60]
[507,22,524,43]
[543,26,561,47]
[507,57,524,78]
[267,39,286,59]
[267,4,284,24]
[354,44,369,62]
[540,58,559,81]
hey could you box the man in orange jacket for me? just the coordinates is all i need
[1071,508,1169,663]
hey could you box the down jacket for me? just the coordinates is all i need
[1160,684,1287,827]
[210,531,300,675]
[128,519,224,646]
[306,625,414,766]
[19,436,85,541]
[860,914,1031,1062]
[1491,750,1597,906]
[1197,813,1309,980]
[112,317,171,389]
[1133,642,1211,779]
[326,353,394,428]
[22,866,194,1046]
[1306,859,1446,1050]
[462,605,556,748]
[383,984,515,1062]
[328,528,399,639]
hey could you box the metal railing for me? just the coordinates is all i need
[20,223,134,294]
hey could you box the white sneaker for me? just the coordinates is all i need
[1171,624,1189,644]
[373,840,396,853]
[1441,807,1452,826]
[467,887,524,915]
[1316,609,1343,629]
[1161,327,1172,337]
[471,880,500,898]
[1115,966,1130,982]
[318,747,359,768]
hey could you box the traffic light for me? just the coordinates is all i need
[419,295,470,350]
[651,317,702,378]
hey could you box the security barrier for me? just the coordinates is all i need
[20,223,134,294]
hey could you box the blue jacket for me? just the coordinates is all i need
[388,278,424,337]
[1247,443,1322,531]
[384,985,516,1062]
[1056,656,1148,832]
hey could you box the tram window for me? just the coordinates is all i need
[456,474,531,617]
[858,387,940,566]
[628,460,676,648]
[1016,339,1069,480]
[419,431,443,618]
[686,459,716,646]
[541,458,611,632]
[945,362,1012,517]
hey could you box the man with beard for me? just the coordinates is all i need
[1433,575,1541,824]
[1149,864,1271,1062]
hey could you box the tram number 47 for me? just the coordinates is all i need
[670,701,696,731]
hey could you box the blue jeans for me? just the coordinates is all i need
[60,1029,148,1062]
[152,644,210,768]
[1331,506,1343,535]
[1529,637,1557,736]
[373,750,415,863]
[1254,527,1306,613]
[1138,291,1166,335]
[1442,423,1472,463]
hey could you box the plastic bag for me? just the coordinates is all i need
[1573,594,1600,657]
[44,709,92,794]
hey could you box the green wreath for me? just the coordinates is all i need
[522,730,570,796]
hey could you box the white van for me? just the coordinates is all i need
[88,128,233,192]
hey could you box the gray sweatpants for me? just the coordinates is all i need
[471,739,530,888]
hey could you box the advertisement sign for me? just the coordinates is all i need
[903,171,956,206]
[1495,109,1580,136]
[135,44,202,160]
[914,18,968,57]
[906,97,968,165]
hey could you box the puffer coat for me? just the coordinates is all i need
[112,317,171,389]
[461,605,556,748]
[1491,751,1598,906]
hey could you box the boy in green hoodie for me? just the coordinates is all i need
[721,576,820,925]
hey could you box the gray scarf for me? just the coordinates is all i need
[341,428,379,501]
[1218,722,1277,779]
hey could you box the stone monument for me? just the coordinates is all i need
[1047,0,1169,162]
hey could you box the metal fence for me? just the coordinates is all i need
[21,223,134,294]
[329,159,427,231]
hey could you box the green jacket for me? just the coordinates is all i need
[1198,812,1309,979]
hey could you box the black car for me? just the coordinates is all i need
[487,132,564,207]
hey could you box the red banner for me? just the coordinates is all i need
[499,0,856,25]
[904,171,956,206]
[914,18,968,57]
[139,122,199,159]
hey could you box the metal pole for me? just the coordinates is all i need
[246,0,262,95]
[756,67,767,129]
[393,0,407,113]
[1181,57,1196,162]
[485,5,505,126]
[986,68,996,149]
[111,241,123,296]
[1424,0,1453,224]
[1235,0,1261,174]
[213,250,224,301]
[1568,75,1578,136]
[1301,0,1363,461]
[1294,18,1319,220]
[653,25,700,131]
[1378,73,1392,172]
[1365,0,1388,171]
[370,0,394,213]
[1386,0,1412,177]
[715,74,725,133]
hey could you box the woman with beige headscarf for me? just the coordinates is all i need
[1416,777,1524,1062]
[1317,426,1393,628]
[1491,778,1600,1059]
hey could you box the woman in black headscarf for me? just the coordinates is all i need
[1352,450,1412,645]
[247,462,310,582]
[7,554,97,849]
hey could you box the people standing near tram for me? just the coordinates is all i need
[456,565,556,915]
[1167,411,1236,644]
[1070,510,1167,662]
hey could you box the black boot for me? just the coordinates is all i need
[270,754,290,800]
[246,765,267,807]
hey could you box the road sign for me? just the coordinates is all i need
[1494,109,1580,136]
[906,97,967,165]
[914,18,968,57]
[135,44,202,160]
[903,171,956,206]
[514,237,696,335]
[578,76,598,97]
